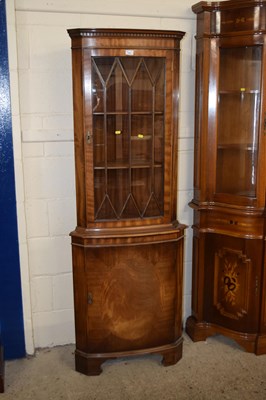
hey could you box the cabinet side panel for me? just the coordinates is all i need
[191,234,200,319]
[259,237,266,333]
[193,38,212,203]
[170,49,180,222]
[72,244,88,351]
[257,39,266,208]
[71,49,86,227]
[193,40,203,198]
[191,230,206,321]
[175,237,184,336]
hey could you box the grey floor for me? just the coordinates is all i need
[2,333,266,400]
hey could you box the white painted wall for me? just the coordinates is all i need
[8,0,197,352]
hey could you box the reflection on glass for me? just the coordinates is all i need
[216,46,262,197]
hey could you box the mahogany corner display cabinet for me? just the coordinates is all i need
[67,28,186,375]
[186,0,266,354]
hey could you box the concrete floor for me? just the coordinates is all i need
[2,334,266,399]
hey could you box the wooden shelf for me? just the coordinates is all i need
[94,161,163,169]
[93,111,164,116]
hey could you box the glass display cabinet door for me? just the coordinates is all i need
[215,46,262,201]
[92,56,165,221]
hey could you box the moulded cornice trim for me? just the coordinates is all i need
[192,0,266,14]
[67,28,185,40]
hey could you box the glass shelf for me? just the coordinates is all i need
[219,90,260,94]
[217,144,258,151]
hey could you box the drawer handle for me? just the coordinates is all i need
[229,220,238,225]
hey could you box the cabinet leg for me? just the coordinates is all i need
[255,335,266,355]
[186,316,258,353]
[75,339,184,375]
[161,338,183,367]
[75,352,110,376]
[185,316,210,342]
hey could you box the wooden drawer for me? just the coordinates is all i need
[198,209,264,239]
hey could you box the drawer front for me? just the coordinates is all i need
[199,210,264,239]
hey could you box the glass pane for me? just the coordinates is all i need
[120,58,141,84]
[106,60,129,113]
[154,63,165,112]
[131,60,153,112]
[93,57,114,82]
[120,195,140,219]
[107,115,129,166]
[94,170,106,216]
[93,115,105,167]
[107,169,130,217]
[219,47,261,91]
[92,60,105,113]
[154,167,164,213]
[131,169,152,215]
[154,115,164,165]
[131,115,152,164]
[96,195,117,220]
[145,58,164,84]
[216,46,262,197]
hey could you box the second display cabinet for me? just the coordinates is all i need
[186,0,266,354]
[68,29,186,375]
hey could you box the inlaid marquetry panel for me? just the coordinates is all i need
[213,247,251,320]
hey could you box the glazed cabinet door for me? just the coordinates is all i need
[197,36,266,209]
[203,233,263,333]
[83,49,176,226]
[215,44,262,205]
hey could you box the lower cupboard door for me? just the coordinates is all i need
[84,242,181,353]
[203,233,263,333]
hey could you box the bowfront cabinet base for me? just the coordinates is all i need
[186,316,257,353]
[186,231,265,355]
[71,224,185,376]
[75,339,183,376]
[186,316,266,355]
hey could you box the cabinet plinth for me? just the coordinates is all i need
[187,0,266,354]
[68,28,186,375]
